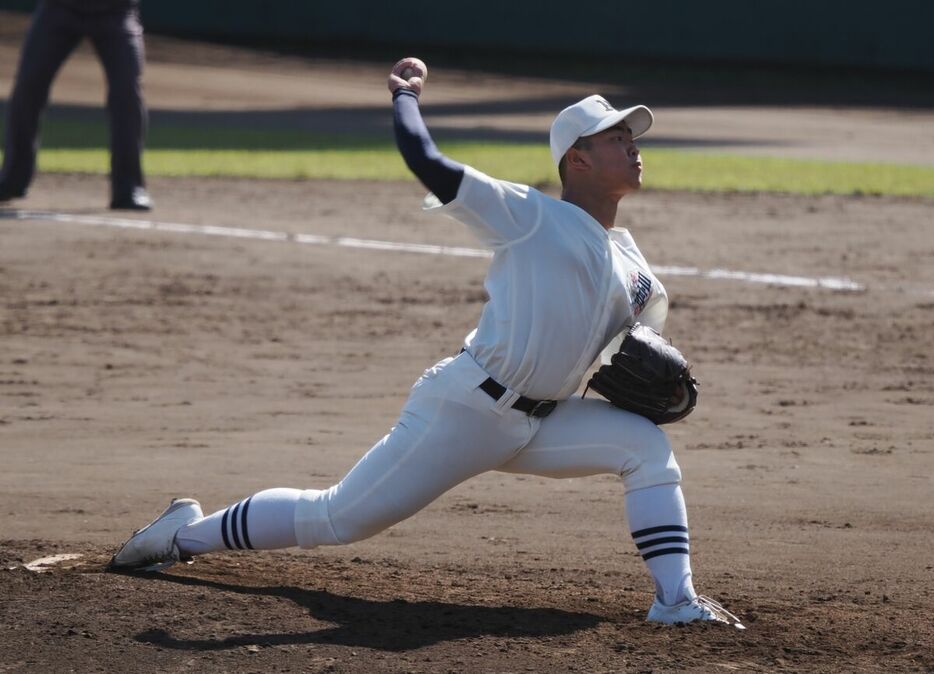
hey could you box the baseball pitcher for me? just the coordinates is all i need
[109,57,743,629]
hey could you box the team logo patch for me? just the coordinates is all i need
[628,271,653,315]
[594,97,615,113]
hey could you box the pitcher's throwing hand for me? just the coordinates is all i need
[388,57,428,96]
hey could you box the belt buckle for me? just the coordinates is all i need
[529,400,557,418]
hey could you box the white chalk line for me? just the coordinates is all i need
[4,208,872,292]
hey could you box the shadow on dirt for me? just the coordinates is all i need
[131,572,604,652]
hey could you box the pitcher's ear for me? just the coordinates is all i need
[565,146,592,173]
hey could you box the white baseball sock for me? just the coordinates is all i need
[625,482,697,606]
[176,487,301,555]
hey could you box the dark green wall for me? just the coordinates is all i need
[2,0,932,71]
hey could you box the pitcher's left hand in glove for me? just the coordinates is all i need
[586,323,698,424]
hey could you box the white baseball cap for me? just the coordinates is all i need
[549,95,654,165]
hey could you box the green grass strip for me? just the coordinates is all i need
[8,118,934,197]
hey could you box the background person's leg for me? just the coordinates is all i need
[0,1,82,195]
[87,6,147,206]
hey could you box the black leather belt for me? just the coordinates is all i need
[479,377,557,418]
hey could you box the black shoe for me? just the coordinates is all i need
[110,187,152,211]
[0,184,27,203]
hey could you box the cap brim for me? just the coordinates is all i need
[580,105,654,140]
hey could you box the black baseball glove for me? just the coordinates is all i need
[586,323,698,424]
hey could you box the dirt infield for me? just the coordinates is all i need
[2,10,934,672]
[2,173,933,672]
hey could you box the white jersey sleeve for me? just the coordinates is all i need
[639,293,668,335]
[598,229,669,365]
[423,165,540,248]
[599,295,668,365]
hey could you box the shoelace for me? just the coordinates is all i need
[696,595,745,628]
[139,550,175,566]
[137,545,180,572]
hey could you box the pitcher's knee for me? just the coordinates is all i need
[620,424,682,491]
[294,486,401,548]
[294,488,343,548]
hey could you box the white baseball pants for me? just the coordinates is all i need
[295,351,681,548]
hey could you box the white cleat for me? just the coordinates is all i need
[647,594,746,630]
[108,498,203,572]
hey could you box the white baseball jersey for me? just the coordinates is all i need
[427,165,669,400]
[167,150,692,575]
[296,165,681,549]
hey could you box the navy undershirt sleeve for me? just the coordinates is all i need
[393,89,464,205]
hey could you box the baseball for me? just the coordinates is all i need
[397,57,427,82]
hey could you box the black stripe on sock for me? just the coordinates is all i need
[642,546,690,561]
[220,508,233,550]
[635,536,689,550]
[631,524,688,539]
[240,496,254,550]
[230,501,243,549]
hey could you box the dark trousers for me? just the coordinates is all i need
[0,0,147,197]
